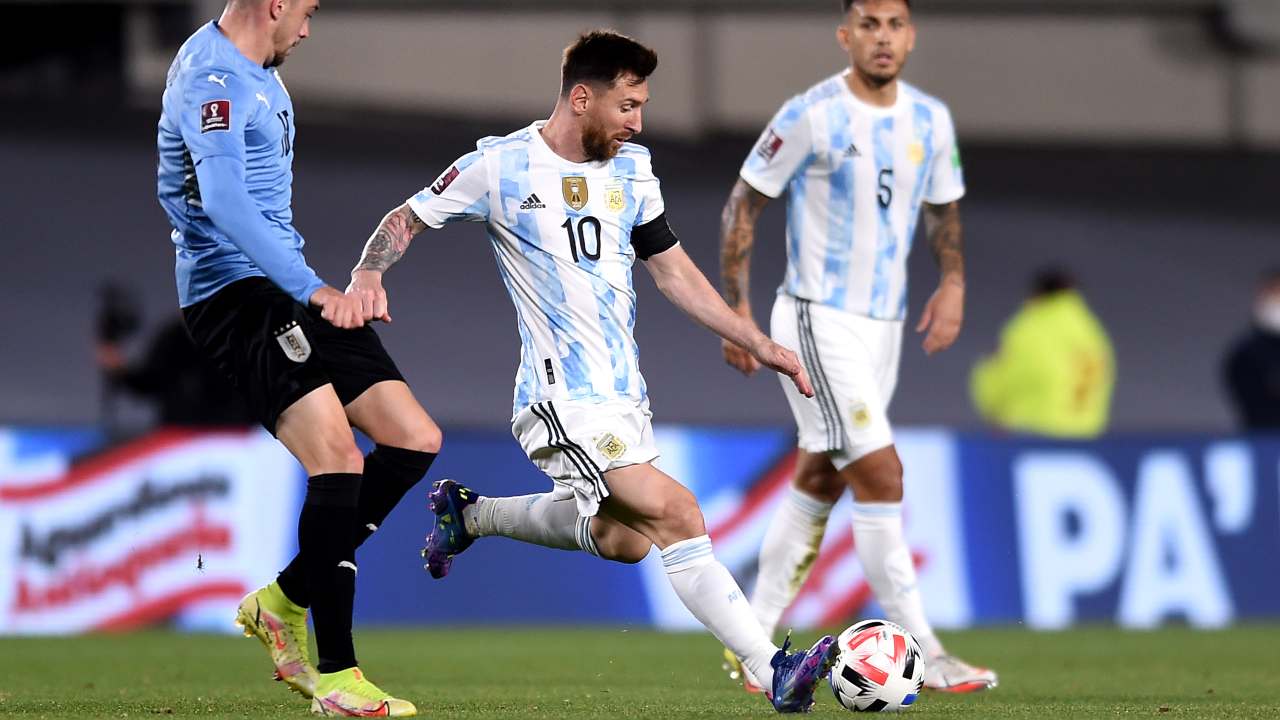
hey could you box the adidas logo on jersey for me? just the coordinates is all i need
[845,142,861,157]
[520,194,546,210]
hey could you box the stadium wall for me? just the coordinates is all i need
[128,5,1280,147]
[3,425,1278,635]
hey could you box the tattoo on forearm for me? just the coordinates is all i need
[354,205,426,274]
[925,201,964,281]
[719,180,770,308]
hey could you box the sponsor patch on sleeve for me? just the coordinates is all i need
[430,165,460,195]
[756,128,784,161]
[200,99,231,133]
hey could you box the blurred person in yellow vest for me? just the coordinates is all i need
[970,267,1114,438]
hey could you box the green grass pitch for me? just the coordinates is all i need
[2,626,1279,718]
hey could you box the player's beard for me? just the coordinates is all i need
[581,115,621,162]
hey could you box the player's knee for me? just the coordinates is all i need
[846,451,903,501]
[315,428,364,474]
[402,418,443,454]
[602,533,651,564]
[373,414,443,454]
[795,465,844,503]
[661,487,707,539]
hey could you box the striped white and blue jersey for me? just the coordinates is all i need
[740,71,965,321]
[408,122,667,419]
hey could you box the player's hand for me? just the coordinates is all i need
[916,278,964,355]
[748,336,814,398]
[346,270,392,324]
[310,286,366,329]
[722,338,762,376]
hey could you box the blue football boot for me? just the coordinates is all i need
[768,633,839,713]
[421,479,478,579]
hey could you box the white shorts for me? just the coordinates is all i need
[511,398,660,517]
[771,294,902,469]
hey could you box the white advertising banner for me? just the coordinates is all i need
[0,429,300,635]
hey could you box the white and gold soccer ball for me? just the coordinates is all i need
[829,619,925,712]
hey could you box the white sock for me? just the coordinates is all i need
[463,494,600,556]
[751,486,834,640]
[662,535,778,689]
[851,502,943,657]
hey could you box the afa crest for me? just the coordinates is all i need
[562,176,588,211]
[605,184,625,213]
[596,433,627,461]
[908,141,925,166]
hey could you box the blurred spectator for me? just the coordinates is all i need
[1223,268,1280,430]
[970,267,1115,438]
[95,283,251,427]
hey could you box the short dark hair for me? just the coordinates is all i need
[842,0,911,13]
[560,30,658,97]
[1031,266,1076,298]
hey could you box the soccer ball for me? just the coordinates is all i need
[829,619,925,712]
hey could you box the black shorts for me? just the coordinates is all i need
[182,276,404,434]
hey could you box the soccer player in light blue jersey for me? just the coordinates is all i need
[157,1,434,715]
[719,0,997,693]
[347,30,841,714]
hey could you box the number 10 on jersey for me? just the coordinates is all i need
[562,216,602,263]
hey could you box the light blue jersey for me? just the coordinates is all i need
[157,21,322,307]
[741,71,965,321]
[408,122,667,418]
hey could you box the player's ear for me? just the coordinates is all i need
[836,22,851,53]
[905,22,916,54]
[268,0,286,21]
[569,83,592,116]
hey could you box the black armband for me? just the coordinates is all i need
[632,212,680,260]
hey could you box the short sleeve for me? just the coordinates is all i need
[178,66,253,164]
[924,106,965,205]
[739,96,813,199]
[631,151,665,226]
[407,150,491,228]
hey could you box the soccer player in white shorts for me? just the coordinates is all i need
[345,30,840,713]
[718,0,997,693]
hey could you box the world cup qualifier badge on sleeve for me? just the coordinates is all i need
[756,128,784,161]
[200,100,231,133]
[431,165,460,195]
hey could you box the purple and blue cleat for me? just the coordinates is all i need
[421,479,479,579]
[768,633,839,713]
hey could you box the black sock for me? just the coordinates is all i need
[277,446,436,609]
[300,473,361,674]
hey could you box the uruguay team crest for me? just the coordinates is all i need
[274,321,311,363]
[605,184,625,213]
[562,176,588,211]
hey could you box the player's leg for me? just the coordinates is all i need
[751,450,841,642]
[835,314,995,692]
[745,295,848,645]
[601,462,836,712]
[183,279,361,700]
[451,487,651,561]
[422,400,652,577]
[275,379,441,606]
[838,446,996,692]
[273,386,366,682]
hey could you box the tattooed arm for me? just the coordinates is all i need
[916,200,965,355]
[718,178,773,375]
[346,203,428,323]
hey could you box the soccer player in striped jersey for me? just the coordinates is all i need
[718,0,997,693]
[347,30,839,713]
